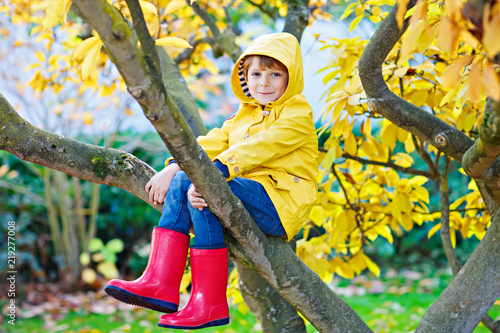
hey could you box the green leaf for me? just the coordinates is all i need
[88,238,104,252]
[106,238,125,253]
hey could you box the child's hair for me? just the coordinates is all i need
[242,55,287,78]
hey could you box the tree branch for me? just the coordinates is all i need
[246,0,277,20]
[283,0,310,41]
[125,0,161,75]
[342,152,432,178]
[438,157,461,275]
[189,0,241,62]
[174,37,212,64]
[358,0,475,163]
[0,93,158,209]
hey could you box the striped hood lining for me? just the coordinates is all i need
[238,58,253,99]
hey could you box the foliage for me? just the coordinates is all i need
[299,0,499,282]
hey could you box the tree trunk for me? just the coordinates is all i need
[416,210,500,333]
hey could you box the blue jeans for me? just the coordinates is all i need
[158,171,286,249]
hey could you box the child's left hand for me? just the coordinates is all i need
[188,185,208,211]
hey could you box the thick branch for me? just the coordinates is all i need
[283,0,310,41]
[463,99,500,178]
[416,209,500,333]
[359,1,475,163]
[157,46,206,137]
[0,93,157,209]
[125,0,161,75]
[68,1,372,331]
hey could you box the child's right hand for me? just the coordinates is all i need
[145,163,181,205]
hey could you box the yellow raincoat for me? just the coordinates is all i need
[168,33,318,240]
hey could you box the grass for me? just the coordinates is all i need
[3,271,500,333]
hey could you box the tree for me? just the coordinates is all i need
[1,0,500,332]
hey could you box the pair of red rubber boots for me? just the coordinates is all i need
[104,227,229,330]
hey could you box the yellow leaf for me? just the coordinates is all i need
[409,175,428,186]
[376,224,393,244]
[279,4,287,17]
[321,147,336,169]
[43,0,64,29]
[396,0,410,29]
[363,254,380,277]
[408,90,428,107]
[82,268,97,284]
[336,262,355,279]
[437,16,459,53]
[404,134,415,154]
[82,111,93,125]
[340,3,357,20]
[398,20,424,66]
[484,63,500,100]
[463,112,476,132]
[155,37,192,48]
[417,24,438,53]
[482,10,500,56]
[381,122,397,150]
[394,66,409,78]
[468,63,482,104]
[139,0,157,15]
[428,223,441,238]
[165,0,185,15]
[73,36,101,61]
[97,262,119,279]
[450,229,456,248]
[344,133,357,155]
[413,186,429,203]
[441,56,474,90]
[349,16,362,32]
[179,271,192,294]
[81,40,102,80]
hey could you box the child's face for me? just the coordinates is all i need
[245,61,289,106]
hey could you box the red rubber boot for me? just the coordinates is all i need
[105,227,189,313]
[158,247,230,330]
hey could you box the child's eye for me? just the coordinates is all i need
[271,73,281,77]
[251,72,260,77]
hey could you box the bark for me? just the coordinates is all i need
[237,240,306,333]
[358,1,500,332]
[283,0,310,41]
[0,93,157,209]
[156,46,206,137]
[416,209,500,333]
[1,1,374,331]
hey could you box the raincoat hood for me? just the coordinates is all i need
[231,33,304,105]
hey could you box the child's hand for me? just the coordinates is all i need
[187,185,207,211]
[145,163,181,205]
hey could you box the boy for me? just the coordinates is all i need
[104,32,318,330]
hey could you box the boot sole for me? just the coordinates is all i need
[158,317,230,330]
[104,285,178,313]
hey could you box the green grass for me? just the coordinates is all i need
[3,272,499,333]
